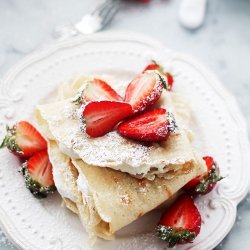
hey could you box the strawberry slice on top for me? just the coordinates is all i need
[183,156,223,195]
[156,194,201,248]
[74,78,122,104]
[20,149,56,199]
[0,121,47,158]
[124,70,167,115]
[118,108,170,142]
[143,61,174,91]
[83,101,133,138]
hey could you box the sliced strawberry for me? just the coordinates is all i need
[20,150,56,199]
[143,61,174,90]
[74,79,122,104]
[183,156,223,195]
[83,101,133,138]
[0,121,47,158]
[124,70,167,115]
[156,194,201,248]
[118,108,170,142]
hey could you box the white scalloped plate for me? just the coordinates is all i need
[0,32,249,250]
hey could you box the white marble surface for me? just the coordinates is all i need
[0,0,250,249]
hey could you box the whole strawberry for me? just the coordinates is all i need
[183,156,223,195]
[156,194,201,248]
[0,121,47,158]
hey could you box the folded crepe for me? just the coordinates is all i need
[36,76,199,180]
[48,140,205,240]
[37,75,206,240]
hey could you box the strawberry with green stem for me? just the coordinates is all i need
[0,121,47,158]
[20,150,56,199]
[156,194,201,248]
[183,156,223,195]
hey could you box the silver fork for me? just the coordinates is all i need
[75,0,121,34]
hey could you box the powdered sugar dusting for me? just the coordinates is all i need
[138,187,147,193]
[49,144,78,202]
[38,74,196,178]
[120,193,132,205]
[155,124,169,138]
[132,71,166,114]
[39,98,196,178]
[71,131,151,170]
[167,112,179,134]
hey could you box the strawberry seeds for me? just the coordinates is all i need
[81,63,174,141]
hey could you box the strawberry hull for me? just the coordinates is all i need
[156,194,201,248]
[183,156,223,195]
[20,150,56,199]
[0,121,47,158]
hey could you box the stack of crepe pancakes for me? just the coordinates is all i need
[36,75,206,241]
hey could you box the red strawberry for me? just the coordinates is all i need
[143,61,174,90]
[74,78,122,104]
[156,194,201,248]
[124,70,167,115]
[183,156,223,195]
[0,121,47,158]
[143,63,159,71]
[20,150,56,199]
[125,71,167,114]
[118,108,170,142]
[83,101,133,137]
